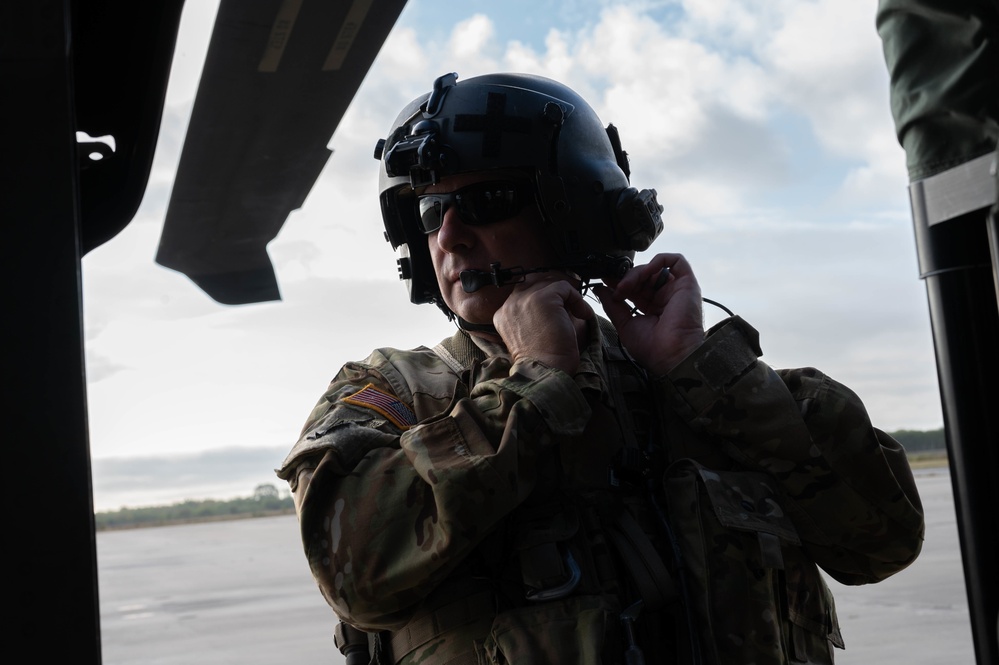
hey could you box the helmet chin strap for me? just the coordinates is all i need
[455,316,500,336]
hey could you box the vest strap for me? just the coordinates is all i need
[607,508,678,611]
[388,589,495,662]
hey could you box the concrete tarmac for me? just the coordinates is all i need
[97,466,972,664]
[825,467,974,664]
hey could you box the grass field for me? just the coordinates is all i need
[908,450,948,469]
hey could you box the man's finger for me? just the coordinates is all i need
[592,284,632,327]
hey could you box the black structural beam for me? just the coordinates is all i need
[3,1,101,660]
[911,198,999,665]
[3,0,407,658]
[2,0,184,660]
[878,0,999,660]
[4,0,407,654]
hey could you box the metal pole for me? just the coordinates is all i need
[910,185,999,665]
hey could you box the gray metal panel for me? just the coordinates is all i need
[156,0,408,304]
[910,151,999,227]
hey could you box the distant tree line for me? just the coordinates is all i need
[96,483,294,531]
[96,430,946,530]
[891,428,946,453]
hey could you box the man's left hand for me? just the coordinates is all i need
[594,253,704,376]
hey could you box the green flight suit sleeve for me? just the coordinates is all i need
[657,316,925,586]
[277,349,591,631]
[877,0,999,181]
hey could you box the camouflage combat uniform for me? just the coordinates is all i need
[277,316,924,664]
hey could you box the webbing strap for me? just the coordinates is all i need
[607,508,678,611]
[388,589,495,661]
[597,322,680,611]
[604,354,643,452]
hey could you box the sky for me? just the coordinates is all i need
[82,0,943,511]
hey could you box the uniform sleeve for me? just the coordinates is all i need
[656,316,925,586]
[276,351,591,631]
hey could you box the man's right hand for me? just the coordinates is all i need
[492,275,594,375]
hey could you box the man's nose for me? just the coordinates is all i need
[435,204,475,253]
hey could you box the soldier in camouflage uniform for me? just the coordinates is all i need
[277,72,925,664]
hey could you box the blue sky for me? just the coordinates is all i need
[82,0,942,510]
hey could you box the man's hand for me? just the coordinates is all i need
[493,275,595,375]
[594,253,704,376]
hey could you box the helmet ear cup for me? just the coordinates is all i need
[614,187,664,251]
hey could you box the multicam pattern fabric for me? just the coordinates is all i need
[277,316,924,664]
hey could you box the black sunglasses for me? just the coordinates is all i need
[416,180,535,234]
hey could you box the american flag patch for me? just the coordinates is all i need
[342,383,417,430]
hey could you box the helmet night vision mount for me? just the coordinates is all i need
[374,72,664,315]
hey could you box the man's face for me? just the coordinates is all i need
[424,172,558,326]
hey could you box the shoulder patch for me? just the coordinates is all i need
[341,383,417,430]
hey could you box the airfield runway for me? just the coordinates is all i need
[97,466,973,664]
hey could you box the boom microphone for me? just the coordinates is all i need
[459,263,539,292]
[459,257,634,293]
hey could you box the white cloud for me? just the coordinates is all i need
[676,0,793,51]
[373,26,430,85]
[757,0,906,207]
[450,14,496,59]
[504,30,575,80]
[659,178,745,221]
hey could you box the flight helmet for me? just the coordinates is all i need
[373,72,663,314]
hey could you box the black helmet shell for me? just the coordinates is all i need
[375,72,663,307]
